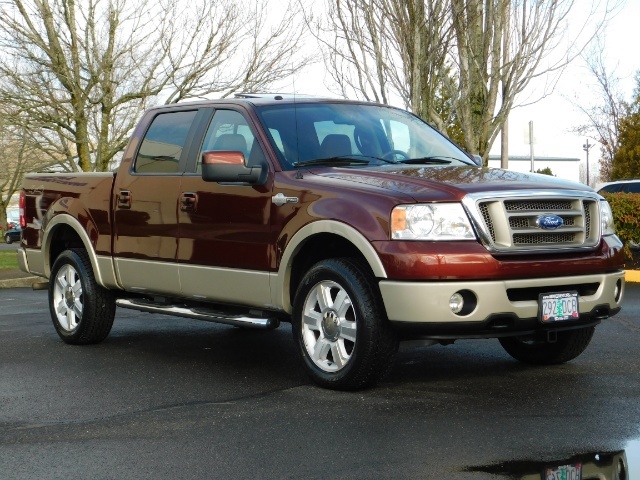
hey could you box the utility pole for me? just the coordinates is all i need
[583,139,594,187]
[500,2,510,170]
[529,121,535,173]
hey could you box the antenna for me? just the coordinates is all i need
[292,66,297,100]
[292,68,300,167]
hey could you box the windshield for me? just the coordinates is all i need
[255,102,473,170]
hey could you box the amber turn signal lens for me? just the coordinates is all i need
[391,208,406,233]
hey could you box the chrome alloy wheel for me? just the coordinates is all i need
[52,264,84,331]
[301,280,357,372]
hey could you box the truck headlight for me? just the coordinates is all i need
[600,200,615,236]
[391,203,476,240]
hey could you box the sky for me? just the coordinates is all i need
[284,0,639,186]
[497,1,639,163]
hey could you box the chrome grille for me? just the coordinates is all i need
[504,200,572,211]
[509,217,529,229]
[472,194,600,252]
[479,203,496,241]
[513,232,576,244]
[509,217,575,229]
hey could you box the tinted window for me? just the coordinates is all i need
[256,103,472,170]
[598,184,623,194]
[134,111,197,173]
[197,110,265,171]
[623,182,640,193]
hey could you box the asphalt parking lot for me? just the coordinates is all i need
[1,283,639,479]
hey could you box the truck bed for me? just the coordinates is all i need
[21,172,116,256]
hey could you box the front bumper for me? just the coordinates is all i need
[379,271,624,336]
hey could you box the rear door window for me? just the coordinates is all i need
[134,111,197,174]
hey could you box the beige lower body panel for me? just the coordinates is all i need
[114,258,273,309]
[95,256,121,290]
[115,258,181,295]
[379,271,625,324]
[20,248,45,277]
[179,264,272,309]
[21,247,120,290]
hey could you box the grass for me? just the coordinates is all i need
[0,250,19,270]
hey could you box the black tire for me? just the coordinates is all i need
[292,258,398,390]
[499,326,595,365]
[5,234,12,244]
[49,248,116,345]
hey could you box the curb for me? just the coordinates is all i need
[625,270,640,283]
[0,276,42,289]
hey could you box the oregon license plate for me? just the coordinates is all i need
[539,291,579,323]
[545,463,582,480]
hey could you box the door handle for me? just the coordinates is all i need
[118,190,132,209]
[272,193,299,207]
[180,192,198,212]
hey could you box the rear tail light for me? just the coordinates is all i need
[19,191,26,228]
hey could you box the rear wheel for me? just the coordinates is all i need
[292,258,398,390]
[499,327,595,365]
[5,234,12,244]
[49,249,116,344]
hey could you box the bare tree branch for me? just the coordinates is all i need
[568,37,624,183]
[0,0,312,172]
[317,0,619,163]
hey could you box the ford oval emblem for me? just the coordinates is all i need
[536,214,564,230]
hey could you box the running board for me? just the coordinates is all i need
[115,298,280,330]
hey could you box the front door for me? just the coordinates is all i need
[177,108,274,308]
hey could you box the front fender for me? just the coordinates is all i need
[270,220,387,313]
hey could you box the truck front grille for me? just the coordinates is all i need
[473,195,600,253]
[513,232,576,244]
[504,199,572,211]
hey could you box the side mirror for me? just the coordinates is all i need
[470,154,483,167]
[201,151,266,185]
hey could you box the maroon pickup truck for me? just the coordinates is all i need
[17,95,625,390]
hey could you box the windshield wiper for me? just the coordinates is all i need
[293,156,372,168]
[395,156,457,165]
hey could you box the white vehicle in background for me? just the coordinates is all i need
[597,179,640,194]
[5,208,20,230]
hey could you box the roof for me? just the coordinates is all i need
[145,94,388,111]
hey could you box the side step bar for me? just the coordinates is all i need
[116,298,280,330]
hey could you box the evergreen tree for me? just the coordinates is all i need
[612,74,640,180]
[535,167,554,176]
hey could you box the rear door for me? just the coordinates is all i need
[113,108,201,295]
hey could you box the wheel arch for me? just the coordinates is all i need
[271,220,387,313]
[43,214,114,288]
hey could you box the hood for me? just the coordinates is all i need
[314,165,593,202]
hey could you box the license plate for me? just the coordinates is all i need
[545,463,582,480]
[539,291,579,323]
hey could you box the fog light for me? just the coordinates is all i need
[614,279,623,302]
[449,292,464,314]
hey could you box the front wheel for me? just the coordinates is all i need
[292,258,398,390]
[49,249,116,344]
[499,327,595,365]
[5,234,12,244]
